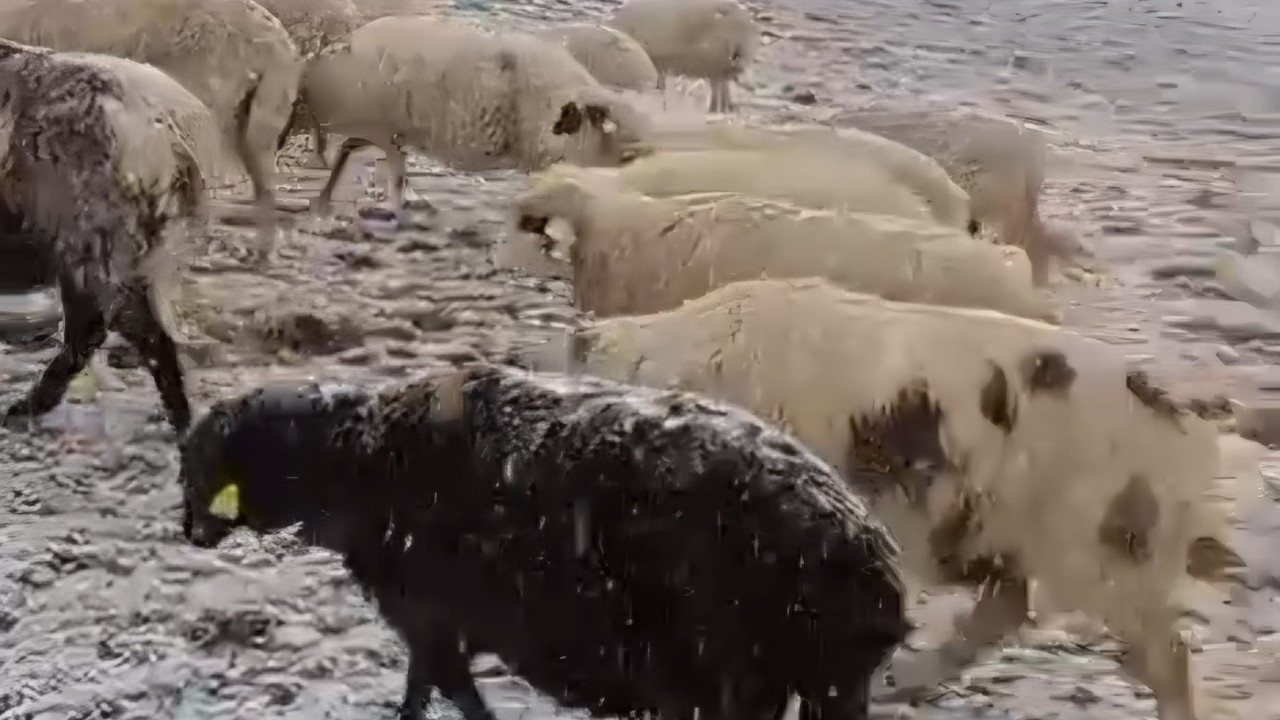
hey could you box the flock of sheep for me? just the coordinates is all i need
[0,0,1247,719]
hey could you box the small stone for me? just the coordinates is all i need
[1215,345,1242,364]
[337,347,376,366]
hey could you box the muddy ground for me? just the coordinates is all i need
[5,0,1280,718]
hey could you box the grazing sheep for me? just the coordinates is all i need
[837,109,1081,285]
[607,0,759,113]
[618,120,974,232]
[179,363,909,720]
[305,15,652,219]
[0,40,217,432]
[0,0,304,262]
[253,0,365,169]
[531,23,660,92]
[567,277,1237,720]
[514,165,1059,322]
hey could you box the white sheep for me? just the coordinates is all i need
[567,277,1237,720]
[0,0,304,262]
[531,23,660,93]
[618,119,975,232]
[253,0,365,169]
[607,0,759,113]
[0,39,221,432]
[514,164,1058,322]
[304,15,652,219]
[839,108,1086,285]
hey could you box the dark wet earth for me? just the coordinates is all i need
[7,0,1280,717]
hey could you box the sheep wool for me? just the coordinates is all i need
[306,15,652,215]
[621,119,975,232]
[0,0,304,261]
[838,108,1074,285]
[570,277,1235,720]
[608,0,759,113]
[532,23,660,92]
[514,164,1059,322]
[179,363,908,720]
[0,40,215,432]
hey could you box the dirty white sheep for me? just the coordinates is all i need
[0,40,222,433]
[304,15,652,219]
[514,164,1058,322]
[0,0,304,261]
[565,277,1240,720]
[531,23,660,92]
[607,0,759,113]
[619,119,975,232]
[839,108,1093,284]
[253,0,365,169]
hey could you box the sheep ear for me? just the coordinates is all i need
[585,104,616,134]
[552,102,584,135]
[208,465,244,521]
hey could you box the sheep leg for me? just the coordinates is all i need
[4,273,107,426]
[1123,624,1197,720]
[376,143,408,214]
[315,137,370,216]
[110,282,192,432]
[303,112,330,170]
[401,626,496,720]
[708,81,724,113]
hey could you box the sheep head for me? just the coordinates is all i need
[552,87,652,167]
[179,382,374,549]
[514,165,601,250]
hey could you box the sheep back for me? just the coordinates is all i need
[608,0,759,82]
[614,148,940,226]
[626,121,973,230]
[572,277,1229,649]
[532,23,660,92]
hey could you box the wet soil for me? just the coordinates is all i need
[5,0,1280,718]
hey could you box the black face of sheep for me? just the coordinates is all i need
[179,383,372,548]
[551,101,614,137]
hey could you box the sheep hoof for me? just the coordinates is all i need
[2,399,37,430]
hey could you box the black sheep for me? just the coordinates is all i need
[180,363,908,720]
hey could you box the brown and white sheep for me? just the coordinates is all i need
[303,15,652,219]
[607,0,759,113]
[514,164,1058,322]
[0,0,304,262]
[566,277,1238,720]
[0,39,220,432]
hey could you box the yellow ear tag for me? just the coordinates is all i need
[208,476,242,521]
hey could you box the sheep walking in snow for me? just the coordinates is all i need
[180,363,908,720]
[619,120,975,232]
[304,15,651,221]
[514,165,1059,322]
[254,0,365,169]
[531,23,660,92]
[837,109,1093,285]
[566,277,1241,720]
[608,0,759,113]
[0,0,304,263]
[0,40,222,432]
